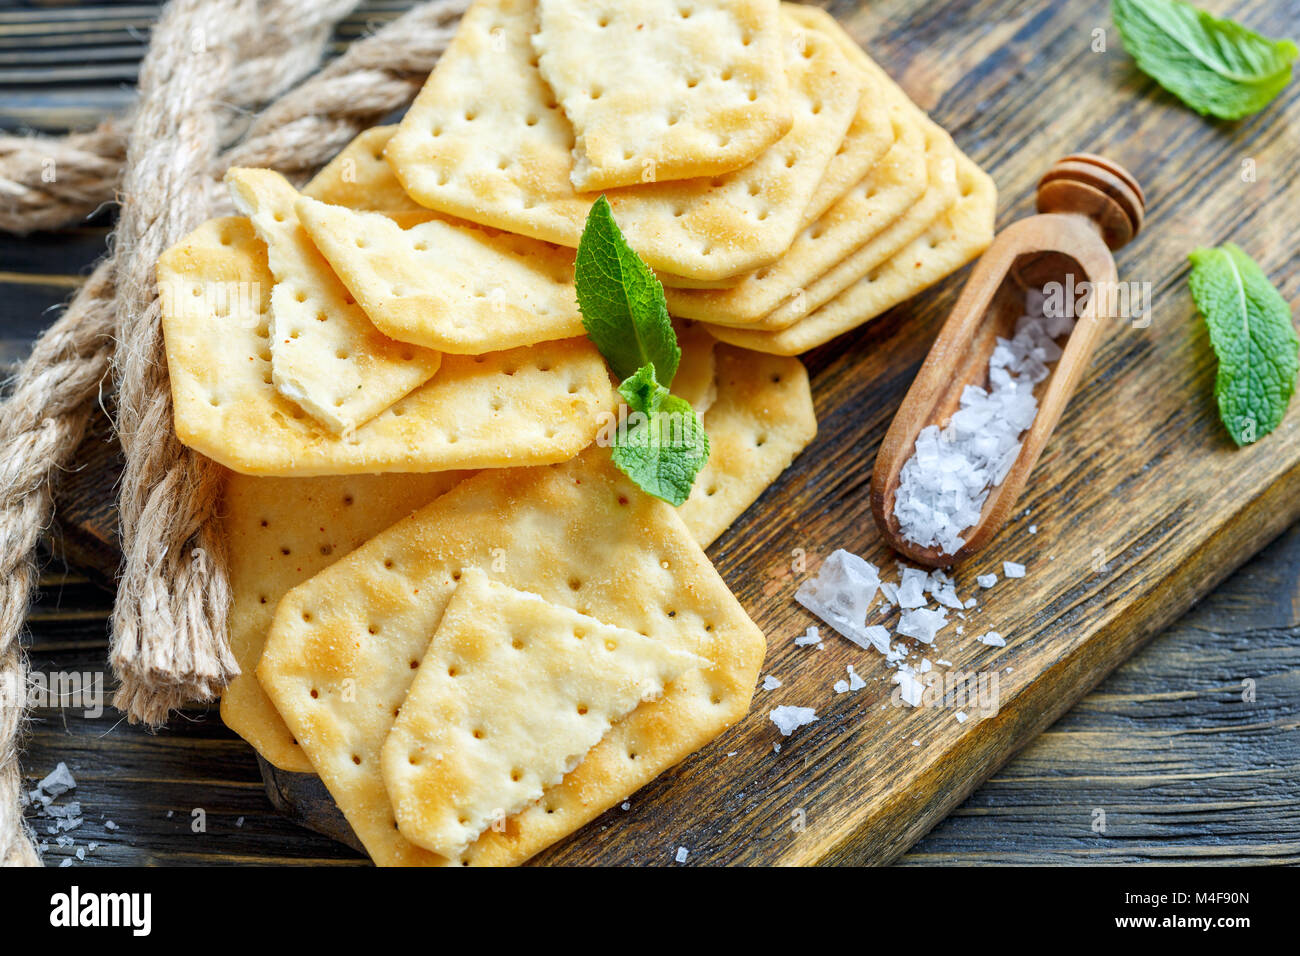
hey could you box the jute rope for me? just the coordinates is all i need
[0,0,469,866]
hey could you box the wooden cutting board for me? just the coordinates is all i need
[49,0,1300,865]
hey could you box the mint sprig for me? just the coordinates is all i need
[575,197,680,385]
[1188,243,1299,446]
[576,198,708,505]
[611,365,710,507]
[1113,0,1297,120]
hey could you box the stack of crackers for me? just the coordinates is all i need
[155,0,994,866]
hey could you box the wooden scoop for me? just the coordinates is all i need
[871,154,1145,567]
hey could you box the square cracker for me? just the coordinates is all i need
[221,470,469,772]
[386,0,865,281]
[257,450,767,866]
[301,126,427,216]
[225,167,442,433]
[663,101,928,327]
[681,345,816,546]
[531,0,791,192]
[649,59,897,294]
[705,155,997,355]
[381,568,708,858]
[158,215,615,476]
[296,195,584,355]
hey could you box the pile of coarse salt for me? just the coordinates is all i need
[893,287,1073,555]
[783,548,1027,723]
[20,761,115,866]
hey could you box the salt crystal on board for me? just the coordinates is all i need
[762,675,782,691]
[1004,561,1026,578]
[769,706,819,736]
[794,626,822,648]
[847,665,866,691]
[896,567,928,609]
[931,582,965,610]
[976,574,998,589]
[795,550,885,650]
[675,847,689,863]
[897,607,948,644]
[978,631,1006,647]
[892,670,924,707]
[38,763,76,799]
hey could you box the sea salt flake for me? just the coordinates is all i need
[675,847,689,864]
[896,567,928,609]
[955,711,968,724]
[833,680,850,694]
[892,671,924,707]
[38,763,76,799]
[847,665,866,691]
[795,550,882,648]
[1004,561,1026,578]
[976,574,998,589]
[794,626,822,647]
[897,607,948,644]
[769,706,819,736]
[932,583,965,610]
[978,631,1006,647]
[761,674,782,691]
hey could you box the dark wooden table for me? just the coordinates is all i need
[4,0,1297,866]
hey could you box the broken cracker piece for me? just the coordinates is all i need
[381,569,707,858]
[531,0,791,192]
[296,195,584,354]
[225,167,442,432]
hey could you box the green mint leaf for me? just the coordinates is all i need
[611,385,710,507]
[575,196,680,385]
[1113,0,1297,120]
[1188,243,1299,446]
[617,363,667,416]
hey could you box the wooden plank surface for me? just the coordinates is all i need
[5,0,1299,865]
